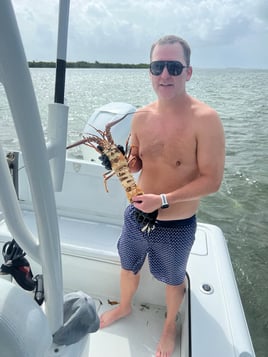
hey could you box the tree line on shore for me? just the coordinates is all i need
[28,61,148,69]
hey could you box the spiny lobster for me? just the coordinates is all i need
[66,113,158,233]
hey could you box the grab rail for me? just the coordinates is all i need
[0,0,64,334]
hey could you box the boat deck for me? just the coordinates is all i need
[89,299,181,357]
[0,206,254,357]
[0,208,187,357]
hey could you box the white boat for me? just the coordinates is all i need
[0,1,255,356]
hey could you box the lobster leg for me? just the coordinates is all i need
[124,133,131,159]
[66,137,90,150]
[103,171,116,192]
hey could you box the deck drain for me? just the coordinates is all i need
[200,283,214,294]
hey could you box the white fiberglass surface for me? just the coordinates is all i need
[89,298,182,357]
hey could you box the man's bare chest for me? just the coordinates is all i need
[139,123,195,157]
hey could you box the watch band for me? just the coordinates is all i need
[160,194,169,209]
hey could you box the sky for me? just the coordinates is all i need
[11,0,268,68]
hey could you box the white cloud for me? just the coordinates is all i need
[11,0,268,67]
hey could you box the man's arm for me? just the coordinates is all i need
[128,114,143,173]
[128,145,142,173]
[167,110,225,204]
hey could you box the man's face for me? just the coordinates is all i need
[150,43,192,100]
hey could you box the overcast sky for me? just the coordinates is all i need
[12,0,268,68]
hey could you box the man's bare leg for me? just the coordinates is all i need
[156,281,185,357]
[100,269,140,328]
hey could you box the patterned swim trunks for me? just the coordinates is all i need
[117,205,196,285]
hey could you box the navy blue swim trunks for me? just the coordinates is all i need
[117,205,196,285]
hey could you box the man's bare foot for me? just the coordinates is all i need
[100,305,132,328]
[155,322,177,357]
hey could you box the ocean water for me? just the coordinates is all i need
[0,68,268,356]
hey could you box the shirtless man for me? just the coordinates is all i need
[100,35,225,357]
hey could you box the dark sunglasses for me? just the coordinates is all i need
[150,60,188,76]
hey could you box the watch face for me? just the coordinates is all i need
[161,203,169,209]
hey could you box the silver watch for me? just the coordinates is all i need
[160,194,169,209]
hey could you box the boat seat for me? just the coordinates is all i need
[58,215,121,261]
[11,210,121,262]
[0,278,52,357]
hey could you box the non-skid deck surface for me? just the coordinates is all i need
[90,298,181,357]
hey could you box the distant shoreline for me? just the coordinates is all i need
[28,61,149,69]
[28,62,268,70]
